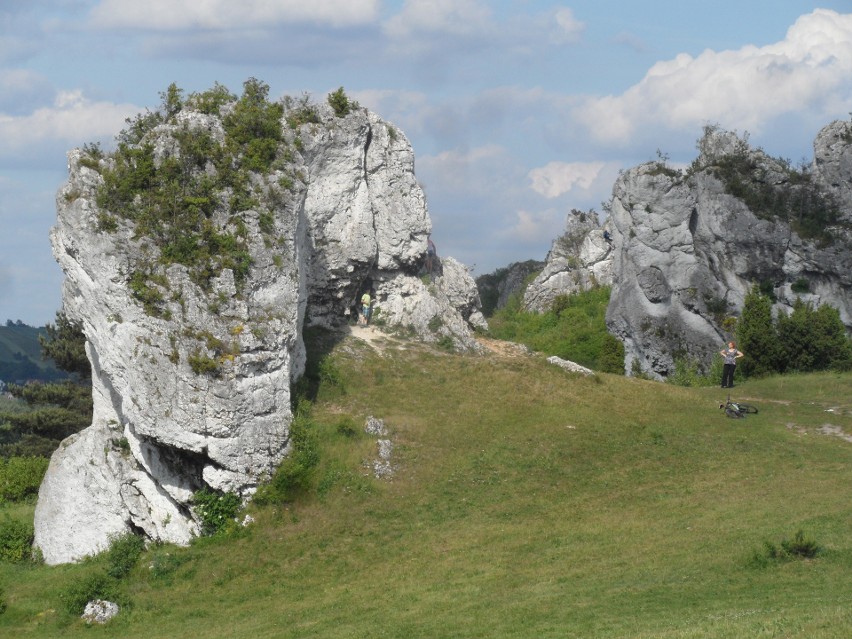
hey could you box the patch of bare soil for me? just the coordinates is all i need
[818,424,852,443]
[343,324,409,354]
[475,337,533,359]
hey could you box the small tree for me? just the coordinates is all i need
[1,312,92,458]
[736,285,779,377]
[39,312,90,379]
[327,87,353,118]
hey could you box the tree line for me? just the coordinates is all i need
[0,313,92,459]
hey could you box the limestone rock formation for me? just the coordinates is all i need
[35,85,484,564]
[376,256,486,350]
[813,119,852,221]
[606,124,852,378]
[523,209,614,313]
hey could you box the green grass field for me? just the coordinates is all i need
[1,333,850,638]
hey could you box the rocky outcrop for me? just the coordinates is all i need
[606,125,852,378]
[35,88,484,564]
[813,119,852,222]
[375,257,486,350]
[523,210,613,313]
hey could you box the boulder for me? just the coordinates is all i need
[82,600,120,625]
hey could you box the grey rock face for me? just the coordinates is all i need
[813,119,852,222]
[36,97,483,564]
[375,256,486,351]
[523,210,613,313]
[606,127,852,378]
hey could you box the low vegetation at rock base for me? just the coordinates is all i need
[486,285,625,374]
[1,331,849,637]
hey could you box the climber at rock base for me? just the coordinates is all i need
[360,290,372,325]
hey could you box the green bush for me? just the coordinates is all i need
[95,81,266,296]
[0,514,34,562]
[223,78,283,174]
[191,489,241,536]
[598,333,625,374]
[667,356,723,387]
[284,93,320,128]
[780,530,822,558]
[327,87,355,118]
[318,356,345,397]
[61,571,120,615]
[790,277,810,294]
[749,530,821,567]
[187,82,235,115]
[737,285,780,377]
[104,533,145,579]
[188,351,221,377]
[436,335,455,351]
[0,456,49,503]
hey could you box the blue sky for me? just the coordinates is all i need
[2,1,852,325]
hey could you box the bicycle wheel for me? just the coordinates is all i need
[736,403,758,414]
[725,407,745,419]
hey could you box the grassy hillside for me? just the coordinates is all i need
[0,323,68,384]
[1,331,850,637]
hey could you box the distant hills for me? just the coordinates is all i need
[0,321,69,385]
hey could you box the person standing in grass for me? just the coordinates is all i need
[720,341,744,388]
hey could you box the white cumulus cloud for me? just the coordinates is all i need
[552,7,584,44]
[418,144,514,196]
[383,0,493,40]
[501,208,564,243]
[0,90,138,162]
[529,161,606,198]
[89,0,380,30]
[574,9,852,144]
[383,1,584,58]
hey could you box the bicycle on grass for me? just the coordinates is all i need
[720,395,758,419]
